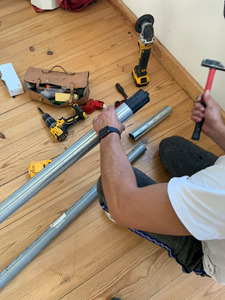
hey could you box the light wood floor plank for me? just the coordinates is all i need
[0,0,30,17]
[61,241,183,300]
[149,272,225,300]
[0,2,108,50]
[1,214,144,300]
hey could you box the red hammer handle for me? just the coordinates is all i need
[191,68,216,140]
[205,68,216,91]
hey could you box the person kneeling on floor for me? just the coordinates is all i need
[93,90,225,285]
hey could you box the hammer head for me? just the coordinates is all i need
[202,59,225,71]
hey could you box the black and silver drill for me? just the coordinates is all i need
[38,104,88,141]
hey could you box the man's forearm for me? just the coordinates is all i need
[99,133,190,235]
[100,133,137,220]
[94,106,190,234]
[210,124,225,152]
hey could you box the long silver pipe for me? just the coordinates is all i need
[129,106,173,141]
[0,89,149,224]
[0,142,146,290]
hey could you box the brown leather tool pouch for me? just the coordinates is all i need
[24,66,89,107]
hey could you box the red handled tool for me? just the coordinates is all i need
[116,83,128,100]
[82,99,106,114]
[115,83,128,108]
[191,59,225,140]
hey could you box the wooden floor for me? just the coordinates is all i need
[0,1,225,299]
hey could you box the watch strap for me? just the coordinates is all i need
[99,126,121,141]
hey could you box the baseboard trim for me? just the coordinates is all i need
[106,0,204,102]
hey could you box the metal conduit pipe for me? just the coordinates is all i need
[0,89,149,224]
[0,142,147,290]
[129,106,173,141]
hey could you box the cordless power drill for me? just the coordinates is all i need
[132,14,155,87]
[38,104,88,141]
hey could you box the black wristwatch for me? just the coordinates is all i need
[98,126,121,141]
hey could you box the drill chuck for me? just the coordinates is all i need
[38,107,56,129]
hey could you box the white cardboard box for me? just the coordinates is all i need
[31,0,59,10]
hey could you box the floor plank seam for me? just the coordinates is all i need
[0,99,32,116]
[0,171,28,189]
[0,6,113,51]
[0,169,100,231]
[0,9,63,34]
[147,271,183,299]
[0,17,119,62]
[151,54,197,104]
[145,118,193,146]
[58,239,147,300]
[137,90,189,113]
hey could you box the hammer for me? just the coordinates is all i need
[192,59,225,140]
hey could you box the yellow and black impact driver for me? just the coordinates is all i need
[38,104,88,141]
[132,14,155,87]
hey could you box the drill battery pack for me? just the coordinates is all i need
[24,65,90,107]
[28,160,52,178]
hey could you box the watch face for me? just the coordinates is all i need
[100,126,109,137]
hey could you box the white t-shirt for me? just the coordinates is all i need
[168,155,225,285]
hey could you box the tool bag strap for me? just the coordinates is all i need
[69,82,74,104]
[36,78,41,91]
[42,65,74,76]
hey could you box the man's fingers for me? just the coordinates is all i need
[196,91,214,108]
[203,90,214,106]
[101,108,107,116]
[192,109,204,118]
[191,102,205,116]
[192,115,202,123]
[194,102,205,111]
[196,94,203,101]
[93,104,125,134]
[108,105,115,112]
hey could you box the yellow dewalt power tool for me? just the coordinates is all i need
[132,14,155,87]
[38,104,88,141]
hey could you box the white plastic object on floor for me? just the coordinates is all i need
[31,0,59,10]
[0,63,24,97]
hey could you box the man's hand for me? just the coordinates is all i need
[93,105,125,135]
[191,90,225,138]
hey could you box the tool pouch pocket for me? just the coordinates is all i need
[24,66,90,107]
